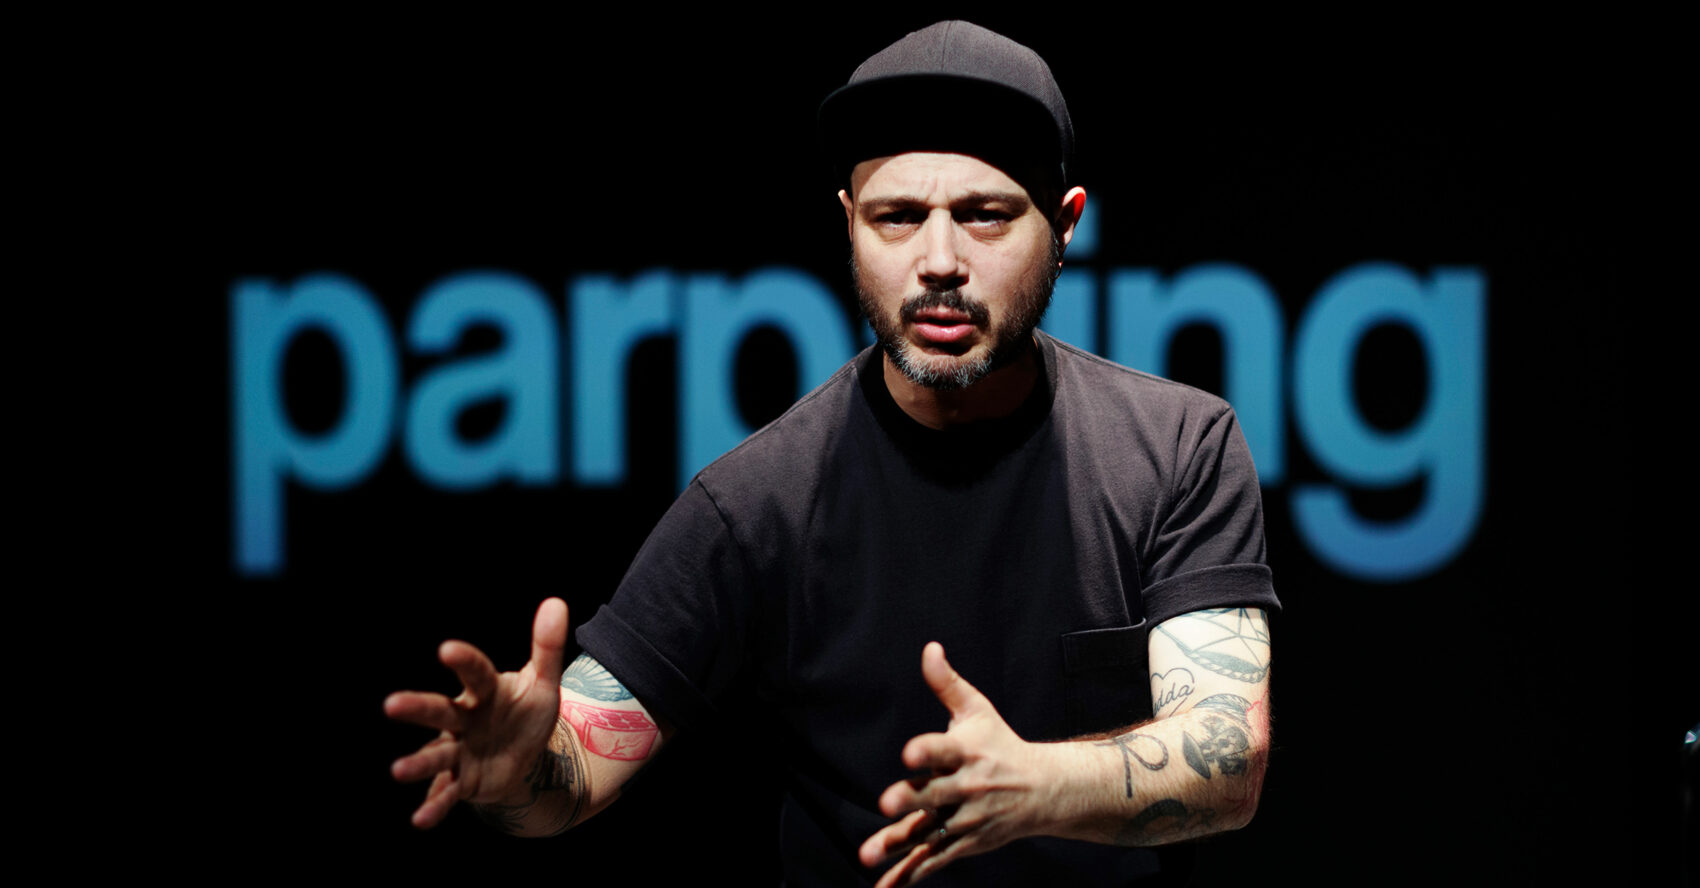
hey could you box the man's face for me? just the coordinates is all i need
[842,153,1073,391]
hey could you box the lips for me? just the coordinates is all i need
[908,304,977,343]
[900,291,989,348]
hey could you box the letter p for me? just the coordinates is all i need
[232,275,397,575]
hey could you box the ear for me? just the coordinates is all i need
[838,189,854,241]
[1054,187,1087,255]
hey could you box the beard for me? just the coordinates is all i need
[854,235,1061,392]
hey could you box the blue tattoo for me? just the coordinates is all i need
[560,654,634,702]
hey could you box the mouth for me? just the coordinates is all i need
[910,306,977,344]
[901,292,988,348]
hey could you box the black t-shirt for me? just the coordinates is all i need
[579,332,1279,885]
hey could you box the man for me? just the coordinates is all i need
[387,21,1277,887]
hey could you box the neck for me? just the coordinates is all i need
[881,336,1041,430]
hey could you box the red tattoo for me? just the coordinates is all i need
[560,699,659,761]
[1223,696,1271,815]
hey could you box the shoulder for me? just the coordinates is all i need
[690,346,876,497]
[1043,332,1237,443]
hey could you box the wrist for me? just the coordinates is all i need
[1035,738,1134,844]
[1023,740,1109,841]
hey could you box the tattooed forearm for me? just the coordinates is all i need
[1080,607,1271,848]
[473,717,588,836]
[1085,690,1265,846]
[1093,733,1170,797]
[1113,798,1219,846]
[473,800,530,833]
[1178,694,1253,779]
[525,723,586,796]
[1181,715,1250,779]
[1155,608,1271,683]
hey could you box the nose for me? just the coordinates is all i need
[919,211,967,290]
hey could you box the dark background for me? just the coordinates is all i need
[174,11,1670,884]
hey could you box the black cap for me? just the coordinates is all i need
[819,21,1074,193]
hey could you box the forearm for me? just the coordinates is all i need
[862,613,1271,884]
[1046,690,1269,846]
[473,656,668,837]
[471,717,599,837]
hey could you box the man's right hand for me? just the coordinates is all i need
[385,597,570,830]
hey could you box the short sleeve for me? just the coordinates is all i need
[575,479,753,731]
[1139,406,1278,627]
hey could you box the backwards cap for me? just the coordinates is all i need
[819,21,1074,193]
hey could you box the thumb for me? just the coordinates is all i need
[531,597,569,681]
[921,641,987,719]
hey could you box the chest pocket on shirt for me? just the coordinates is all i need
[1060,621,1151,736]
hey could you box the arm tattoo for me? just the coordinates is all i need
[1114,798,1218,845]
[473,717,587,835]
[1093,733,1170,798]
[560,699,659,761]
[1155,608,1270,683]
[1150,668,1195,716]
[525,724,586,796]
[1098,692,1264,843]
[473,801,530,834]
[560,655,656,761]
[1180,694,1252,779]
[561,654,635,702]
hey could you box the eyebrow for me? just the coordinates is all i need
[857,190,1033,215]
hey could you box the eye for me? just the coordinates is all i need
[873,209,924,228]
[959,208,1013,227]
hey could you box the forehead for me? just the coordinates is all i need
[849,152,1031,205]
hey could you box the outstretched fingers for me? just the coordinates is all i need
[384,690,465,734]
[880,766,963,819]
[412,769,463,829]
[440,640,499,708]
[390,600,577,832]
[391,733,458,783]
[861,808,934,867]
[865,807,982,888]
[904,827,986,885]
[862,644,1031,884]
[901,731,966,774]
[873,843,933,888]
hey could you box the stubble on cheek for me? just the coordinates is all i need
[849,232,1060,391]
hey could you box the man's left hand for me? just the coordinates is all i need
[860,642,1067,887]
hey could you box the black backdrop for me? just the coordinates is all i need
[180,12,1665,884]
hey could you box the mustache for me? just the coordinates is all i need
[899,289,991,326]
